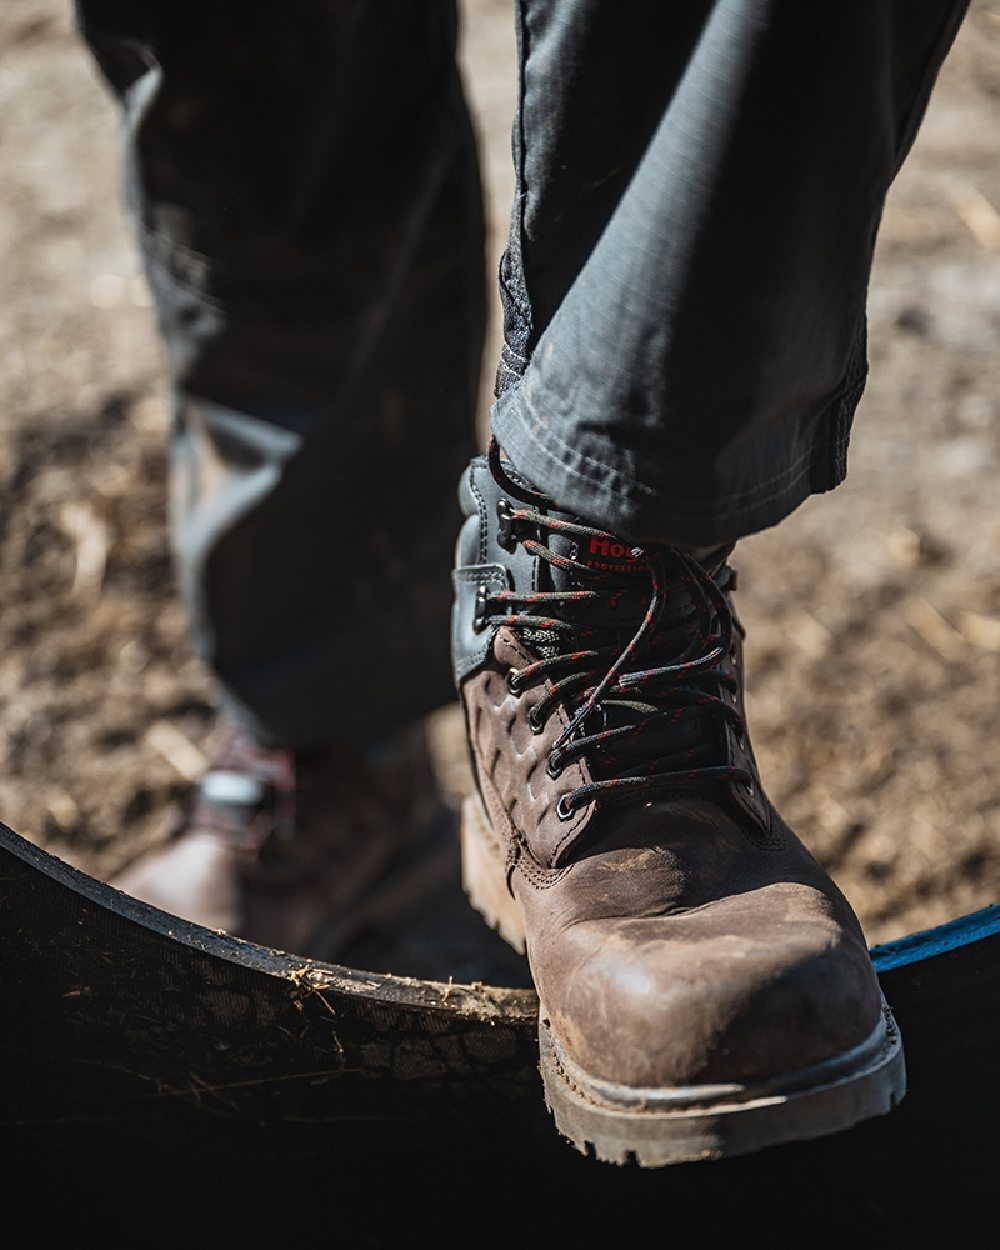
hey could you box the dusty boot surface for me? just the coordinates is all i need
[452,449,905,1165]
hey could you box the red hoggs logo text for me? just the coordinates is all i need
[584,536,645,574]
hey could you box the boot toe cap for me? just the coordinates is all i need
[537,887,883,1090]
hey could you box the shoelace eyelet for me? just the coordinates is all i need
[473,583,489,633]
[546,753,563,780]
[483,449,743,813]
[496,498,517,550]
[506,668,522,696]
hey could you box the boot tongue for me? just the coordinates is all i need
[536,519,728,770]
[544,517,693,629]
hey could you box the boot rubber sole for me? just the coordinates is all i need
[460,794,907,1167]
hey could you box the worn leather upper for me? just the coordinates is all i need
[453,456,883,1087]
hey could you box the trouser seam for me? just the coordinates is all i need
[507,0,533,329]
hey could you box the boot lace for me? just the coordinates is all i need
[479,440,753,821]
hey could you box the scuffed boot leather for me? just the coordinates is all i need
[111,719,445,958]
[452,446,905,1165]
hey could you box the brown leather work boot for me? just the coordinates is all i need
[451,444,905,1166]
[111,719,447,958]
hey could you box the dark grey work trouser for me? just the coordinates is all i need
[76,0,969,747]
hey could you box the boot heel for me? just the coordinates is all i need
[460,796,526,955]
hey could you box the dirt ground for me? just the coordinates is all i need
[1,0,998,955]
